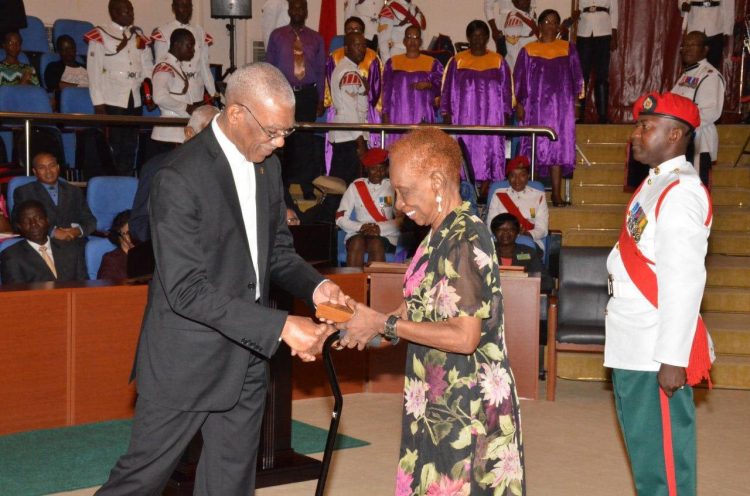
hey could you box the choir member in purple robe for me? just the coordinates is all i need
[514,9,584,206]
[440,20,513,184]
[381,25,443,148]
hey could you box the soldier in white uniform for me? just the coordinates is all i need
[151,0,216,107]
[345,0,384,48]
[672,30,725,185]
[679,0,734,69]
[377,0,426,62]
[336,148,400,267]
[261,0,290,49]
[496,0,537,71]
[571,0,618,123]
[605,92,713,496]
[151,29,196,148]
[484,0,537,54]
[85,0,153,175]
[485,155,548,251]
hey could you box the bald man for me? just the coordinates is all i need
[97,63,346,495]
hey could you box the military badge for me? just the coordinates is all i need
[627,202,648,242]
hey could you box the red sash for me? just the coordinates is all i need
[617,179,713,388]
[496,192,535,232]
[505,11,539,36]
[383,2,426,30]
[354,181,388,223]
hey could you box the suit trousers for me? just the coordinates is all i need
[105,93,143,176]
[283,84,322,198]
[612,369,696,496]
[330,140,361,186]
[97,358,269,496]
[577,34,611,87]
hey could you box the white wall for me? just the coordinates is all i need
[24,0,572,71]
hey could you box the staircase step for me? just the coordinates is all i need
[561,228,619,247]
[550,205,622,231]
[570,163,624,185]
[711,165,750,188]
[703,312,750,356]
[706,255,750,288]
[576,143,627,163]
[702,286,750,313]
[717,125,750,145]
[575,124,632,144]
[709,232,750,256]
[717,145,750,165]
[711,207,750,232]
[571,183,632,205]
[705,355,750,390]
[710,187,750,207]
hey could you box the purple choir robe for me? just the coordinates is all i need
[381,53,443,148]
[514,40,583,178]
[440,50,513,181]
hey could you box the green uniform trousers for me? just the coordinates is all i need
[612,369,696,496]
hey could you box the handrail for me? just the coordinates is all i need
[0,110,558,177]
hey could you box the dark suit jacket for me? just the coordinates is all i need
[0,238,87,284]
[129,152,168,243]
[134,125,324,412]
[499,243,554,293]
[12,180,97,237]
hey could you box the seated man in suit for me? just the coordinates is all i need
[12,152,97,242]
[1,200,87,283]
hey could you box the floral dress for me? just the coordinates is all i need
[397,202,525,496]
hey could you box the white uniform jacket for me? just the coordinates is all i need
[604,156,712,371]
[377,0,426,62]
[577,0,618,38]
[261,0,291,48]
[484,0,538,24]
[152,20,216,103]
[329,56,370,143]
[85,22,153,108]
[679,0,735,37]
[485,185,548,250]
[336,178,399,245]
[498,7,537,70]
[671,58,725,161]
[151,53,193,144]
[345,0,384,41]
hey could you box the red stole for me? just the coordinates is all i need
[382,2,426,30]
[496,192,535,232]
[617,178,713,387]
[354,181,388,223]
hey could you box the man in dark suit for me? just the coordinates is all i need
[12,152,97,241]
[97,62,347,495]
[0,200,87,284]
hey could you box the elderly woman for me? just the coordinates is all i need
[514,9,583,206]
[485,155,548,252]
[0,31,39,86]
[339,128,525,495]
[441,20,513,184]
[491,213,553,292]
[97,210,134,280]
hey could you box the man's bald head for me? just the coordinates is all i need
[224,62,294,109]
[184,105,220,141]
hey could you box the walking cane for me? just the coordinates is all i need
[315,331,343,496]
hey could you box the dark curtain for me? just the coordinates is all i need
[595,0,748,123]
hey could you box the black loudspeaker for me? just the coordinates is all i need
[210,0,252,19]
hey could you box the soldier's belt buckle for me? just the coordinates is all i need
[703,0,712,5]
[127,72,137,78]
[586,6,597,12]
[607,275,614,296]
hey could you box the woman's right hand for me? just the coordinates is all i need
[336,302,386,350]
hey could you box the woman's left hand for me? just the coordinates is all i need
[336,302,385,350]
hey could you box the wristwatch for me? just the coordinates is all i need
[383,315,401,343]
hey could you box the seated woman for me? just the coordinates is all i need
[45,34,88,94]
[485,155,548,252]
[98,210,134,280]
[491,212,553,292]
[335,148,399,267]
[0,31,39,86]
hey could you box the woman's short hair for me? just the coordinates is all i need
[466,20,490,40]
[55,34,76,52]
[538,9,561,25]
[490,213,520,233]
[389,128,462,183]
[108,209,131,245]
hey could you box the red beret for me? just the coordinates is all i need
[633,92,700,130]
[360,148,389,168]
[506,156,530,174]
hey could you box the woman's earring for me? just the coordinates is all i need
[436,195,443,213]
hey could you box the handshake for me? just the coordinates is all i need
[280,281,399,361]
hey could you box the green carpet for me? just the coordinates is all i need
[0,419,368,496]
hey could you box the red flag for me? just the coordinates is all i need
[318,0,337,53]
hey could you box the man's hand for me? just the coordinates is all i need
[280,315,334,361]
[411,81,433,91]
[657,363,687,397]
[316,100,325,117]
[681,1,691,13]
[515,103,525,122]
[52,227,80,241]
[336,301,385,350]
[571,9,581,22]
[355,136,367,157]
[313,280,351,325]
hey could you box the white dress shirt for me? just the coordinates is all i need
[329,56,370,143]
[211,117,260,296]
[336,178,399,245]
[679,0,735,37]
[577,0,618,38]
[86,22,154,108]
[485,185,548,250]
[605,156,711,371]
[671,58,725,161]
[152,20,216,102]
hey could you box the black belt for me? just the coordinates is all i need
[583,6,610,13]
[292,83,317,92]
[690,1,720,6]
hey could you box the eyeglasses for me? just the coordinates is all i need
[236,103,296,140]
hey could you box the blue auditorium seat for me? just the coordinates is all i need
[85,236,118,280]
[52,19,94,56]
[19,16,50,54]
[6,175,37,213]
[86,176,138,231]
